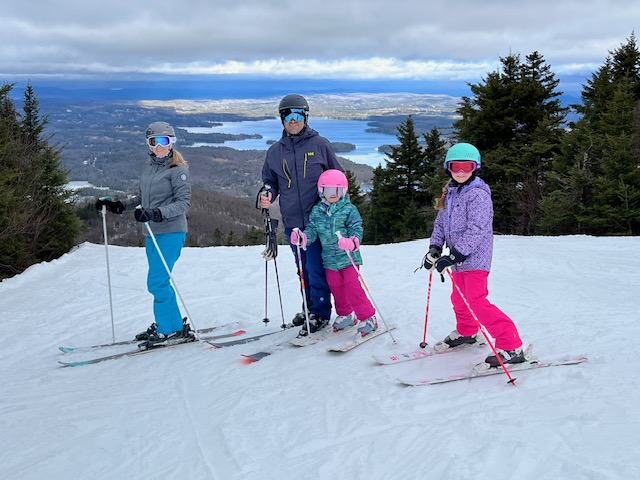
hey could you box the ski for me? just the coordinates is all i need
[240,325,357,363]
[397,356,588,386]
[327,327,396,353]
[58,330,245,367]
[59,322,239,353]
[372,341,487,365]
[240,352,272,363]
[206,328,289,348]
[289,324,358,347]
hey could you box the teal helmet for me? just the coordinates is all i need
[444,143,481,169]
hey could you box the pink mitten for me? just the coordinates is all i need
[337,236,356,252]
[290,229,308,250]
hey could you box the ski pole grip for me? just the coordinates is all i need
[335,230,343,239]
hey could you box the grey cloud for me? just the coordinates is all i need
[2,0,638,78]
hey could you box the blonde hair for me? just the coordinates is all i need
[435,179,452,210]
[169,149,188,168]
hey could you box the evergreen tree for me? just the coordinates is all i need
[345,169,364,212]
[420,127,448,226]
[541,33,640,234]
[454,52,567,234]
[365,116,432,243]
[0,82,80,279]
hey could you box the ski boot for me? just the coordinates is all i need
[298,314,329,336]
[138,321,195,350]
[433,329,479,353]
[333,313,356,332]
[135,322,158,341]
[357,316,378,337]
[479,347,527,370]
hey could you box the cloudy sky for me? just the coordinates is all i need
[2,0,638,82]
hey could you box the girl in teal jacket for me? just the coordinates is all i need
[291,170,377,337]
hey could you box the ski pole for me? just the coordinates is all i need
[100,205,116,344]
[143,218,199,340]
[445,268,516,385]
[263,260,269,325]
[272,257,287,329]
[293,232,312,335]
[261,207,287,328]
[419,270,434,349]
[336,232,397,344]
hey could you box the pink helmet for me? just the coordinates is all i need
[318,169,348,198]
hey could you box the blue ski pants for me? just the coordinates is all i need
[145,232,186,334]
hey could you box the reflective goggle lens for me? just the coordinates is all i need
[322,186,343,197]
[447,161,476,174]
[148,136,173,147]
[280,108,306,123]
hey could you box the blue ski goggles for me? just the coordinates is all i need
[147,135,176,148]
[280,108,306,123]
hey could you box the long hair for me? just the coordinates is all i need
[169,149,188,168]
[435,179,452,210]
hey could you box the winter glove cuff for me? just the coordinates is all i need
[422,245,442,270]
[434,247,467,273]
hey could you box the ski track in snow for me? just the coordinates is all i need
[1,237,640,479]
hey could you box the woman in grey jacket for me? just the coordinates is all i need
[134,121,192,348]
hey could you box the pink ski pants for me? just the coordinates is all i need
[450,270,522,350]
[325,266,375,320]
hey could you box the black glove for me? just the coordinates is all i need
[95,197,124,214]
[434,247,467,273]
[262,216,279,260]
[134,207,163,223]
[422,245,442,270]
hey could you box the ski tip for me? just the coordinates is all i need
[238,356,258,365]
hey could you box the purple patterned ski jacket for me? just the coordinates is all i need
[429,176,494,272]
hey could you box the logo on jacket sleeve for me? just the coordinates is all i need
[180,173,188,182]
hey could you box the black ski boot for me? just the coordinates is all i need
[298,314,329,336]
[135,322,158,341]
[433,329,479,352]
[138,320,195,350]
[484,347,526,368]
[291,312,307,327]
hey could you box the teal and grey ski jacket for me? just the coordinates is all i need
[304,196,364,271]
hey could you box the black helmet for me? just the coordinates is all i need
[278,94,309,112]
[146,121,176,138]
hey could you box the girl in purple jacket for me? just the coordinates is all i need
[422,143,526,369]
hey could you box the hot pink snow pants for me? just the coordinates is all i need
[450,270,522,350]
[325,266,375,320]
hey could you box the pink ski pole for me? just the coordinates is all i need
[419,270,433,349]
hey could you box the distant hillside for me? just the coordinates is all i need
[41,91,468,193]
[45,99,378,197]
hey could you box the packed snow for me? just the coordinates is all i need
[1,236,639,479]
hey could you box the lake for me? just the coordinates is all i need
[180,117,399,168]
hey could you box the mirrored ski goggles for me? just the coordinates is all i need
[321,186,345,197]
[147,135,176,148]
[280,108,306,123]
[447,161,477,174]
